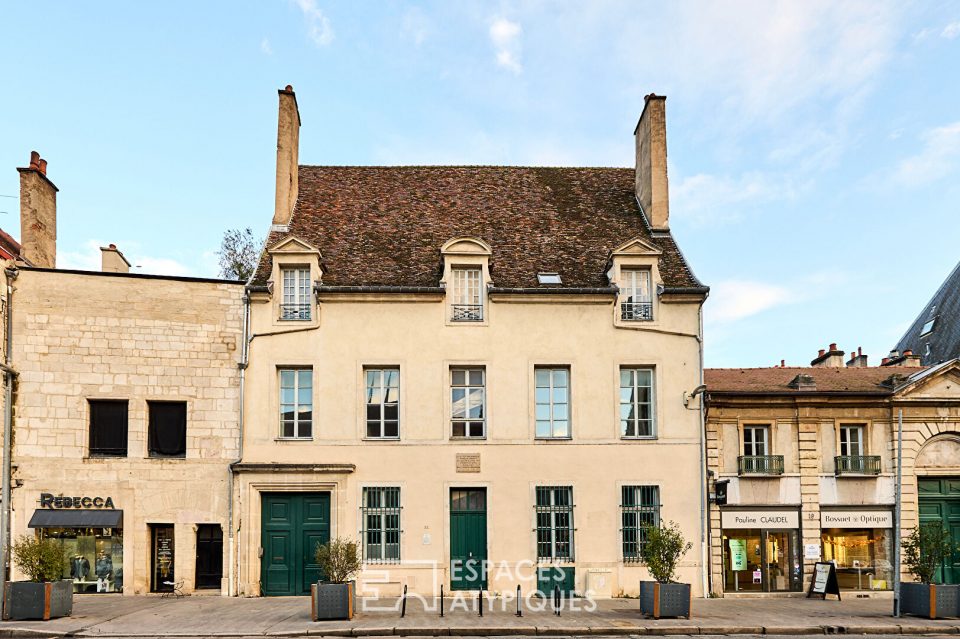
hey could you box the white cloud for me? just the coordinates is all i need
[58,239,194,277]
[489,17,522,74]
[707,279,794,323]
[671,171,801,226]
[294,0,333,47]
[260,38,273,55]
[894,121,960,186]
[401,7,430,47]
[942,21,960,39]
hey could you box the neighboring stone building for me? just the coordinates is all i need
[895,260,960,366]
[2,154,244,595]
[233,88,709,598]
[704,346,960,596]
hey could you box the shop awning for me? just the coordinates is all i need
[28,509,123,529]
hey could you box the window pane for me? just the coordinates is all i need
[553,403,568,420]
[452,422,466,437]
[535,387,550,404]
[535,369,550,387]
[536,421,552,438]
[384,421,399,438]
[536,404,551,421]
[552,369,568,387]
[469,370,483,385]
[366,421,380,438]
[552,386,568,403]
[451,369,466,386]
[552,420,569,437]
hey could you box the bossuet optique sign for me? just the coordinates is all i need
[39,493,116,509]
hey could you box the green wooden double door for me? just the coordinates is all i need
[918,478,960,585]
[261,493,330,596]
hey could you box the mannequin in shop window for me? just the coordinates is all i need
[71,555,90,581]
[95,551,113,592]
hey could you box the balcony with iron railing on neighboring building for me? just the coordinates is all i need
[452,304,483,322]
[835,455,881,476]
[620,301,653,321]
[738,455,784,475]
[279,303,311,321]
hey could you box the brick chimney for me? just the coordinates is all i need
[634,94,669,231]
[100,243,131,273]
[811,343,845,368]
[272,85,300,229]
[881,349,922,368]
[846,346,869,368]
[17,151,58,268]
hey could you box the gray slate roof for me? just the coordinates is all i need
[895,260,960,365]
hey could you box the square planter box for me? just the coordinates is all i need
[311,581,355,621]
[639,581,691,619]
[901,582,960,619]
[3,580,73,621]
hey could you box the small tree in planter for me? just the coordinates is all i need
[900,523,959,619]
[638,521,693,619]
[311,537,362,621]
[3,535,72,621]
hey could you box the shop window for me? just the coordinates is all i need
[89,399,128,457]
[535,367,570,439]
[535,486,574,561]
[41,527,123,593]
[822,528,893,590]
[621,485,660,561]
[148,401,187,458]
[151,524,176,593]
[620,368,655,438]
[362,487,401,563]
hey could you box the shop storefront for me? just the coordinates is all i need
[28,493,123,594]
[720,508,801,592]
[820,508,893,591]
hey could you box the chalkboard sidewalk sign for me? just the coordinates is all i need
[807,561,841,600]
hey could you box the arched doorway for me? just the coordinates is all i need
[915,434,960,584]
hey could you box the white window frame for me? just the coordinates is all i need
[742,424,769,456]
[280,266,312,320]
[451,367,486,438]
[839,424,865,457]
[620,268,653,321]
[619,367,655,438]
[451,267,483,321]
[535,367,570,439]
[279,368,312,439]
[365,368,400,439]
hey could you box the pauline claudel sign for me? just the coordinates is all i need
[40,493,116,509]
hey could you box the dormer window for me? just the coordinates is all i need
[921,317,936,336]
[280,266,311,320]
[620,269,652,321]
[451,267,483,321]
[537,272,562,285]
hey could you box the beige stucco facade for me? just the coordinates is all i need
[7,268,243,594]
[235,240,707,597]
[705,362,960,596]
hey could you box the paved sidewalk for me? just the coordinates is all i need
[1,594,959,637]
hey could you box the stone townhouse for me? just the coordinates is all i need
[231,87,709,598]
[1,153,244,595]
[704,346,960,596]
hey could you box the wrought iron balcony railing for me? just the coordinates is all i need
[621,301,653,321]
[835,455,881,475]
[452,304,483,322]
[279,303,311,321]
[738,455,785,475]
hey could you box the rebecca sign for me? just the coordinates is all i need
[820,510,893,528]
[40,493,116,509]
[721,510,799,529]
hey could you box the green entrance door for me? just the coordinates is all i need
[261,493,330,596]
[450,488,487,590]
[918,478,960,585]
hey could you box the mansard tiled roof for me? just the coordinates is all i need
[704,367,925,395]
[252,166,706,291]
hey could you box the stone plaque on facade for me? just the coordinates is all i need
[456,453,481,473]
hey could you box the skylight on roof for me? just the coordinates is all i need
[537,272,562,285]
[921,318,936,336]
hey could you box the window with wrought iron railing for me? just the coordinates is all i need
[621,485,660,562]
[621,269,653,321]
[281,267,311,320]
[737,455,785,475]
[361,487,401,563]
[835,455,881,475]
[451,267,483,321]
[535,486,574,561]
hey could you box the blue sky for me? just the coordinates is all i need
[1,1,959,367]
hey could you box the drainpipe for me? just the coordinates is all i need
[0,267,18,600]
[697,301,708,598]
[227,292,251,596]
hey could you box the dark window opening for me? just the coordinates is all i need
[89,400,128,457]
[148,401,187,458]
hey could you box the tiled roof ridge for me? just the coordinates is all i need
[297,164,633,170]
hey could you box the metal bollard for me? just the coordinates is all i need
[401,584,407,618]
[554,585,561,616]
[478,588,483,617]
[516,584,522,617]
[440,584,444,617]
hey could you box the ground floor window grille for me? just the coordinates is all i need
[535,486,574,561]
[621,485,660,561]
[362,487,401,563]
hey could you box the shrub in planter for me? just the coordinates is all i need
[311,537,362,621]
[900,523,959,619]
[3,535,73,621]
[638,521,693,619]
